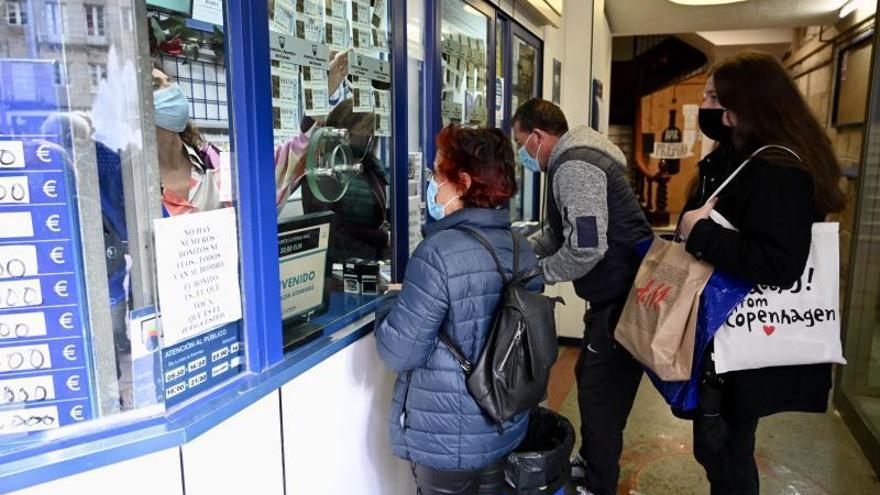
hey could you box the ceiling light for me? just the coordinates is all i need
[668,0,747,5]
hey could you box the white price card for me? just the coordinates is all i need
[0,311,48,340]
[0,176,30,204]
[0,405,59,434]
[0,245,38,280]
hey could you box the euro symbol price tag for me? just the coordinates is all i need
[42,180,58,198]
[70,405,84,421]
[50,246,65,264]
[54,280,68,297]
[45,215,61,232]
[62,344,77,361]
[59,312,74,329]
[35,145,52,164]
[66,374,81,392]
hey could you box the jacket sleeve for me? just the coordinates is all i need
[375,242,449,372]
[685,164,814,287]
[539,161,609,284]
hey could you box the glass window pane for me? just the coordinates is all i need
[0,0,245,443]
[439,0,489,127]
[268,0,395,351]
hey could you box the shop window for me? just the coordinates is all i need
[267,0,396,351]
[439,0,490,127]
[0,0,247,445]
[6,0,27,26]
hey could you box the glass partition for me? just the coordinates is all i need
[838,29,880,470]
[267,0,396,351]
[0,0,247,443]
[439,0,489,127]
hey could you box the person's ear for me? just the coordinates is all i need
[459,172,472,193]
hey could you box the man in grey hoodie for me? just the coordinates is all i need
[513,99,652,495]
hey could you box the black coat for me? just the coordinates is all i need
[683,143,832,419]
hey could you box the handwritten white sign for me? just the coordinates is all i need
[650,142,693,160]
[154,207,242,347]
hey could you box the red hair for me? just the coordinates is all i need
[435,125,517,208]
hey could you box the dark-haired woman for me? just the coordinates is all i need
[375,126,542,494]
[678,51,845,494]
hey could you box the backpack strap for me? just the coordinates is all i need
[454,226,523,283]
[440,226,520,375]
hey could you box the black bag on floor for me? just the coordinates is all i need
[504,407,575,494]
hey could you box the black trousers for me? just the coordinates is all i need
[693,414,760,495]
[575,302,644,495]
[411,459,506,495]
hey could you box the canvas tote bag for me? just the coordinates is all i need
[707,147,847,373]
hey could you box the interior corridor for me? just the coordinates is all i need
[547,347,880,494]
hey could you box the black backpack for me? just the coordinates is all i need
[440,227,564,427]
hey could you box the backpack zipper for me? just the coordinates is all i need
[498,320,525,372]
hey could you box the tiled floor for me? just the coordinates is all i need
[547,346,880,495]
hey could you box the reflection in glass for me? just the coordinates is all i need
[839,35,880,461]
[267,0,394,350]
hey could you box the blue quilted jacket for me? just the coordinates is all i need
[375,207,541,471]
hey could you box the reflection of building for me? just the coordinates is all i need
[1,0,132,113]
[1,1,230,145]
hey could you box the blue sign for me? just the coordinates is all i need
[161,322,243,408]
[0,60,96,438]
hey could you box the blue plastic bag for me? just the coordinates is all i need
[631,238,752,412]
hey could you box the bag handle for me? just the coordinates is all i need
[674,145,802,242]
[704,144,802,204]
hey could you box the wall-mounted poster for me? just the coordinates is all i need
[833,31,874,127]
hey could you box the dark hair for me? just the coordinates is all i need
[180,122,206,149]
[435,125,517,208]
[512,98,569,136]
[326,99,376,157]
[713,51,845,215]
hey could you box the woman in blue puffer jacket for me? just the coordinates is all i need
[376,125,541,494]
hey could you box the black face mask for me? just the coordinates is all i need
[698,108,733,142]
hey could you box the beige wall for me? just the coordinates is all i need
[785,10,877,303]
[639,73,708,216]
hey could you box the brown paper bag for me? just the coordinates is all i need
[614,237,714,381]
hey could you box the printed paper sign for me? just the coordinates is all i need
[351,0,370,24]
[347,53,391,83]
[272,0,296,33]
[325,0,346,20]
[153,207,242,347]
[279,223,330,319]
[296,13,325,43]
[325,18,349,52]
[270,31,330,70]
[192,0,224,26]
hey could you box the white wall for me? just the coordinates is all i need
[591,0,613,134]
[559,0,593,127]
